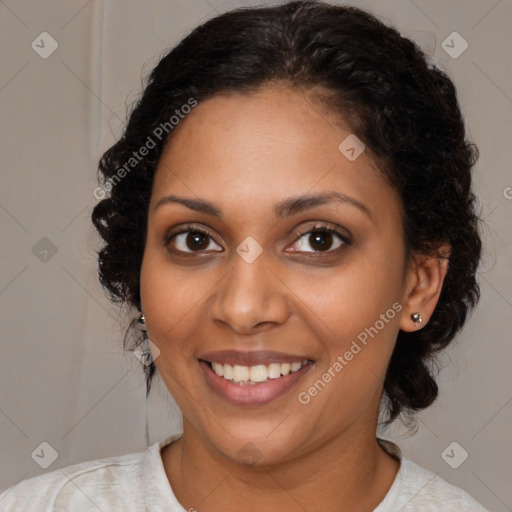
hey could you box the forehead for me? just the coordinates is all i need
[150,85,397,220]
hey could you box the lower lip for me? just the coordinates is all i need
[199,360,313,406]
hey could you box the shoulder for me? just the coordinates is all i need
[0,450,145,511]
[397,458,489,511]
[376,438,488,512]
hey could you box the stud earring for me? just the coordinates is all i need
[137,313,147,331]
[411,312,423,324]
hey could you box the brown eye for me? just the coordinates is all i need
[186,232,209,251]
[169,229,222,253]
[308,231,335,251]
[290,226,350,253]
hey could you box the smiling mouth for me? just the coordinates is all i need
[201,360,314,385]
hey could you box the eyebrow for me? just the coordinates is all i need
[153,191,372,219]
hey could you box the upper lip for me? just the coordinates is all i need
[198,350,314,366]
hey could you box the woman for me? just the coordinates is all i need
[0,1,488,510]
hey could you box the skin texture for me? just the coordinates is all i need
[140,84,448,511]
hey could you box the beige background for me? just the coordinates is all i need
[0,0,510,510]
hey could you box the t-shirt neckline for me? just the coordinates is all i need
[143,433,405,512]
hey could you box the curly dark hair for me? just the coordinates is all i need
[91,0,481,424]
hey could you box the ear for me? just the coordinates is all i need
[399,243,450,332]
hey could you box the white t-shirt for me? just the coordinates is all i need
[0,433,488,511]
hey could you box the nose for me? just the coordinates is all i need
[209,252,290,334]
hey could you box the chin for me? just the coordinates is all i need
[203,423,307,467]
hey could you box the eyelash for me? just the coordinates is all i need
[165,222,351,255]
[291,222,352,253]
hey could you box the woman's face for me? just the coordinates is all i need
[140,84,413,464]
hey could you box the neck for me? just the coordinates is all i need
[162,418,400,512]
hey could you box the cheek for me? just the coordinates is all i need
[140,250,212,360]
[292,249,404,338]
[294,270,402,422]
[293,245,404,396]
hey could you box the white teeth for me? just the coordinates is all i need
[280,363,291,376]
[209,360,309,384]
[232,365,249,382]
[223,364,233,380]
[291,362,302,372]
[249,365,269,383]
[268,363,281,379]
[212,362,223,377]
